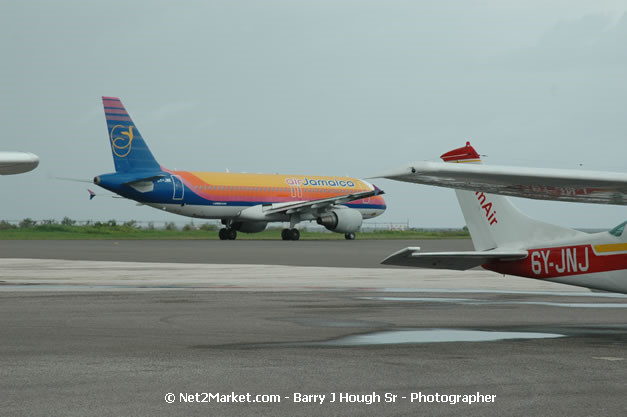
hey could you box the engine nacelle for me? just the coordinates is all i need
[232,221,268,234]
[316,209,363,233]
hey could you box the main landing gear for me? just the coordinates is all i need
[281,228,300,241]
[344,232,356,240]
[218,228,237,240]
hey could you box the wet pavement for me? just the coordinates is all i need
[0,260,625,416]
[0,244,625,416]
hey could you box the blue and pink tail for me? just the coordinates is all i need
[102,97,160,173]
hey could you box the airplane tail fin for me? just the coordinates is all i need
[443,142,581,251]
[102,97,161,173]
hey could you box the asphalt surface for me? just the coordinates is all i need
[0,239,474,267]
[0,240,625,417]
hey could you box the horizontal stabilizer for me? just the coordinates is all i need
[381,247,527,270]
[123,174,166,186]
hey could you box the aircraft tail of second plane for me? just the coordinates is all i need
[102,96,161,173]
[442,142,582,251]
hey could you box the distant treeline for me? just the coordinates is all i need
[0,218,470,240]
[0,217,218,232]
[0,218,470,239]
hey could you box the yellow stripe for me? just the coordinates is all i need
[451,159,482,163]
[188,172,367,189]
[594,243,627,253]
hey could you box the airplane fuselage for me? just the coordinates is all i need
[96,96,386,240]
[95,169,386,222]
[483,228,627,293]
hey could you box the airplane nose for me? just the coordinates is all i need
[379,195,387,210]
[370,185,387,211]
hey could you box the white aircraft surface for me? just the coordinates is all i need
[380,142,627,294]
[377,142,627,205]
[0,152,39,175]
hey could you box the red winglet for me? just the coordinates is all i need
[440,141,481,162]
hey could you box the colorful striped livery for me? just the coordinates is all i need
[94,97,386,240]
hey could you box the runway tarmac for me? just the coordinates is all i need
[0,239,474,267]
[1,240,626,416]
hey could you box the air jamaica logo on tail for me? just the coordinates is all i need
[110,125,135,157]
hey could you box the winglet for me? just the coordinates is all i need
[88,189,96,200]
[440,141,481,163]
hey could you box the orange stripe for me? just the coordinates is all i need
[594,243,627,253]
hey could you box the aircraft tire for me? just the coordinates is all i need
[227,229,237,240]
[344,232,356,240]
[218,228,228,240]
[291,228,300,241]
[281,229,291,240]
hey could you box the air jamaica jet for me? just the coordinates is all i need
[93,97,386,240]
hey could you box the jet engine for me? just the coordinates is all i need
[231,221,268,234]
[316,209,363,233]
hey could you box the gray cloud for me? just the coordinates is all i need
[1,1,625,228]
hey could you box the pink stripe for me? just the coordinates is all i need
[104,108,129,115]
[105,115,132,121]
[103,99,124,108]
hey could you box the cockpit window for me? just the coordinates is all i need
[608,220,627,237]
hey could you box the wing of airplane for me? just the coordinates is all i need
[381,247,528,270]
[0,152,39,175]
[262,186,384,215]
[377,143,627,205]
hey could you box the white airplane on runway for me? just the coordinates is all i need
[0,152,39,175]
[380,142,627,294]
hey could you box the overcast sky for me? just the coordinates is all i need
[1,0,626,228]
